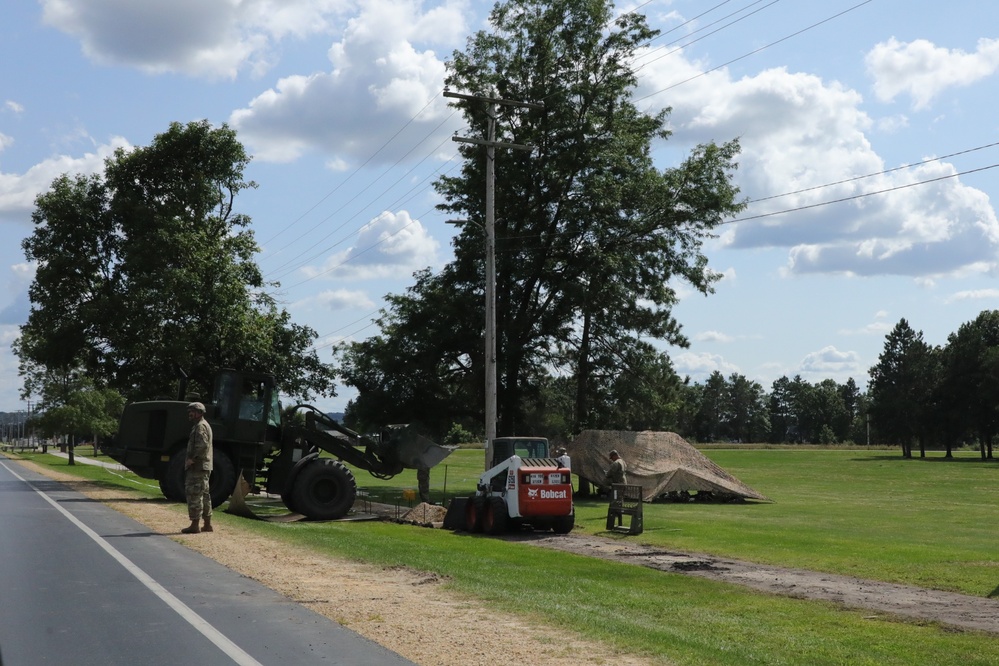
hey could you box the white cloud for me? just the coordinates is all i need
[838,321,893,336]
[301,209,439,280]
[3,101,24,114]
[303,288,376,311]
[0,137,130,218]
[40,0,352,79]
[635,50,999,279]
[230,0,465,163]
[672,350,740,381]
[946,288,999,303]
[694,330,734,343]
[866,37,999,109]
[797,346,862,377]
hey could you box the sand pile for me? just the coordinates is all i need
[400,502,449,526]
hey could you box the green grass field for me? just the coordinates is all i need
[11,446,999,665]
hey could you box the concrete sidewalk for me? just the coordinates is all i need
[48,450,128,470]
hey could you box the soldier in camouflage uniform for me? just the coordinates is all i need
[181,402,214,534]
[603,449,627,487]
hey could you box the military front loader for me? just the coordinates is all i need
[103,369,453,520]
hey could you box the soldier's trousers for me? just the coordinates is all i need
[185,469,212,521]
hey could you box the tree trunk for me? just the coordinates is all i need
[574,310,592,433]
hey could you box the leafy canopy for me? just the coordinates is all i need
[338,0,744,438]
[18,120,334,403]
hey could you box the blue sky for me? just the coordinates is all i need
[2,0,998,414]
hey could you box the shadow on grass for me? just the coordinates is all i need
[850,454,998,463]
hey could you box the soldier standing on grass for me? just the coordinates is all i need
[603,449,627,488]
[182,402,213,534]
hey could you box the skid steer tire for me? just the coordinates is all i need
[483,497,508,535]
[158,449,187,503]
[291,458,357,520]
[465,496,485,532]
[552,513,575,535]
[209,451,237,509]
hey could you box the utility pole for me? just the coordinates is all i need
[443,90,542,448]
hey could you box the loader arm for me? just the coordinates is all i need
[286,405,454,478]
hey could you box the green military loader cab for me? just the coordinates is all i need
[104,369,453,520]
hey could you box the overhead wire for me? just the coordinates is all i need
[744,140,999,205]
[725,162,999,224]
[263,122,459,282]
[631,0,781,74]
[257,92,447,253]
[635,0,877,103]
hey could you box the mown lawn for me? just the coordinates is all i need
[12,446,999,665]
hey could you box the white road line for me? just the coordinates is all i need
[1,462,263,666]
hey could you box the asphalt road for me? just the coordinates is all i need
[0,460,414,666]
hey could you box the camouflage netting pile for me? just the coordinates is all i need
[566,430,771,503]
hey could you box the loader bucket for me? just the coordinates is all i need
[224,474,262,520]
[382,426,457,470]
[224,471,308,522]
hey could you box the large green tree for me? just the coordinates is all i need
[338,0,743,436]
[938,310,999,459]
[17,120,334,403]
[868,319,936,457]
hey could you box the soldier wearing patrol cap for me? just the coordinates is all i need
[603,449,627,487]
[181,402,214,534]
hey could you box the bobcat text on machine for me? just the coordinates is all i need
[103,368,453,521]
[456,436,574,535]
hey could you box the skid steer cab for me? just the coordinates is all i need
[460,437,574,535]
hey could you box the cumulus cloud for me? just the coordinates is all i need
[634,46,999,279]
[866,37,999,109]
[230,0,466,163]
[797,346,862,377]
[41,0,351,79]
[300,209,439,280]
[0,137,130,220]
[3,101,24,114]
[672,350,740,381]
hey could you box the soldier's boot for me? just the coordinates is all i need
[202,517,213,532]
[181,520,201,534]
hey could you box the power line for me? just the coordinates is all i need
[745,140,999,205]
[262,113,459,282]
[636,0,876,102]
[257,92,446,252]
[726,162,999,224]
[632,0,781,73]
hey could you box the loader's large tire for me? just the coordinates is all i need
[483,497,508,535]
[465,496,485,533]
[291,458,357,520]
[208,451,237,509]
[158,449,187,503]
